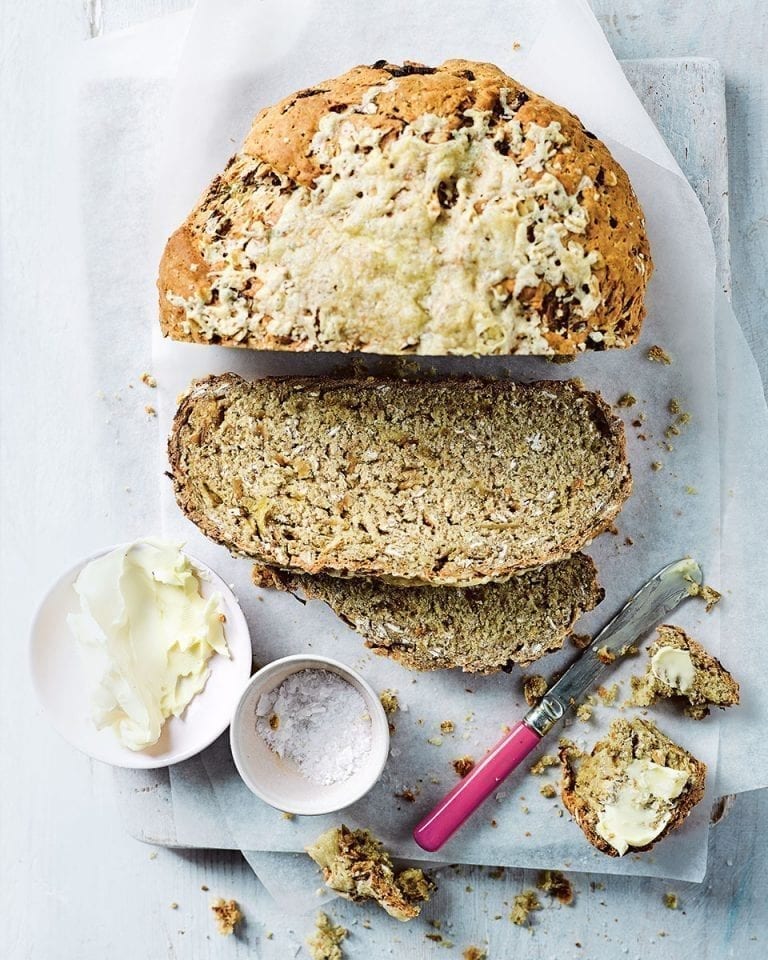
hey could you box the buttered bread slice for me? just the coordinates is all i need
[561,718,706,857]
[169,374,631,586]
[159,59,651,356]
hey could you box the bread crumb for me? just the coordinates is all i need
[530,754,559,775]
[307,912,348,960]
[597,683,619,706]
[462,947,487,960]
[149,851,157,860]
[570,632,592,650]
[669,398,682,415]
[596,645,616,664]
[684,485,698,495]
[539,783,557,799]
[488,867,505,879]
[651,460,663,471]
[427,736,443,746]
[425,933,454,947]
[510,890,542,926]
[688,581,722,612]
[537,870,575,905]
[617,393,637,408]
[144,405,157,417]
[440,720,455,735]
[379,689,399,715]
[664,892,679,910]
[169,902,178,910]
[140,372,157,388]
[211,899,242,936]
[648,345,672,364]
[395,788,418,803]
[522,674,548,707]
[201,885,209,891]
[451,755,475,778]
[282,811,295,820]
[575,702,593,722]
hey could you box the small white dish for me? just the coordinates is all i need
[29,544,252,769]
[231,654,390,815]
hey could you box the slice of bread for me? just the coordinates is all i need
[252,554,603,673]
[169,374,631,586]
[560,717,706,857]
[630,624,739,719]
[306,825,434,921]
[159,59,652,356]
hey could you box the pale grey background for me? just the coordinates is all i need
[1,1,766,957]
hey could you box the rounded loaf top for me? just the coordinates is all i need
[159,59,652,356]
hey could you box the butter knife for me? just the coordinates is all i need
[412,557,703,852]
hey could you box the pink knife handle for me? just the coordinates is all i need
[413,720,542,852]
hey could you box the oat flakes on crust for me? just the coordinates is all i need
[159,59,651,356]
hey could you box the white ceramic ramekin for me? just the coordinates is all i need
[230,654,390,816]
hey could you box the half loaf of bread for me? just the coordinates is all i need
[159,59,652,356]
[169,374,631,586]
[252,554,603,673]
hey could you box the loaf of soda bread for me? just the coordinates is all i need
[159,59,652,356]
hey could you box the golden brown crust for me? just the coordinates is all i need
[158,59,652,355]
[168,373,631,586]
[560,718,707,857]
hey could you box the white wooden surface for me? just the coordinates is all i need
[2,2,767,958]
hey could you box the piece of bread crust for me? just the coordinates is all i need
[159,59,652,356]
[168,373,631,586]
[306,825,434,922]
[560,717,706,857]
[251,554,603,673]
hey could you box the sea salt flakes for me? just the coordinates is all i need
[255,669,373,785]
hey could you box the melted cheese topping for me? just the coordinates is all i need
[170,86,603,355]
[596,758,689,856]
[651,646,696,693]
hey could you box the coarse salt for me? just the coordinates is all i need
[255,669,372,785]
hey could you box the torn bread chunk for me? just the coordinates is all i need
[306,825,434,921]
[630,625,739,719]
[560,717,706,856]
[253,554,602,673]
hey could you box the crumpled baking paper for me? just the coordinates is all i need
[70,0,768,884]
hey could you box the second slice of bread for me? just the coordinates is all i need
[169,374,631,586]
[253,554,603,673]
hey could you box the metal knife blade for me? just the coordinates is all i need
[524,558,702,736]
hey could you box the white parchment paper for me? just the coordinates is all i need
[68,0,768,884]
